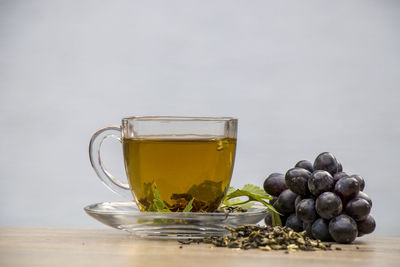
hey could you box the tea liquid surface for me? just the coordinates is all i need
[122,137,236,212]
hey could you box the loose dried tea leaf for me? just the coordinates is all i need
[219,206,248,213]
[222,198,254,210]
[178,239,201,245]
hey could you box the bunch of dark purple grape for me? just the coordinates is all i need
[263,152,375,244]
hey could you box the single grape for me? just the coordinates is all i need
[308,170,334,196]
[296,198,318,222]
[263,173,287,196]
[295,160,314,173]
[329,214,358,243]
[285,168,312,196]
[311,218,332,241]
[315,192,342,219]
[285,213,303,232]
[357,215,376,235]
[275,189,297,214]
[264,211,273,226]
[334,177,360,203]
[349,174,365,191]
[333,172,349,184]
[313,152,339,175]
[295,195,307,208]
[356,191,372,207]
[345,198,371,221]
[337,161,343,173]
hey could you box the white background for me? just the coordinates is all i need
[1,0,399,236]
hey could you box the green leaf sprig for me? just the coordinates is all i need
[222,184,282,226]
[146,183,282,226]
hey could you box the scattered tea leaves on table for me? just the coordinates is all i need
[182,225,331,252]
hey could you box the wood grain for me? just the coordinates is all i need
[0,227,399,267]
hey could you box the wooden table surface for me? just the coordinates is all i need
[0,227,399,267]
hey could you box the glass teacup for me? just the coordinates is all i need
[89,116,238,212]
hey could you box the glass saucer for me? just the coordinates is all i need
[84,202,266,239]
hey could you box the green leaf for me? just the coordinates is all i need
[221,184,281,225]
[226,186,236,195]
[182,198,194,212]
[148,184,170,212]
[147,205,158,212]
[241,184,271,198]
[271,212,282,227]
[224,198,254,210]
[224,189,271,204]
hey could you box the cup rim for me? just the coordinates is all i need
[122,116,238,122]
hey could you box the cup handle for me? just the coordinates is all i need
[89,126,131,199]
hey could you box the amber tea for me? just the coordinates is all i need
[122,137,236,212]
